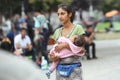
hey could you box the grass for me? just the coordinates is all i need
[112,22,120,31]
[95,22,110,32]
[95,21,120,32]
[95,32,120,40]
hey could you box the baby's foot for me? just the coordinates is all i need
[46,72,50,79]
[46,71,51,79]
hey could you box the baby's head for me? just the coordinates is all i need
[73,35,85,47]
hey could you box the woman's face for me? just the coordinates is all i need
[57,8,71,24]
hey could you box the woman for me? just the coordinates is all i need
[50,4,85,80]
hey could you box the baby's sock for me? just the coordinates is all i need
[46,70,52,79]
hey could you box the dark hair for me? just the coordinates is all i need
[58,4,75,22]
[86,25,93,29]
[74,35,85,47]
[20,28,27,32]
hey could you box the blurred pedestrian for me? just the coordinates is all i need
[34,10,49,64]
[5,13,11,32]
[7,23,18,51]
[12,14,20,33]
[50,11,61,31]
[0,28,4,41]
[26,13,35,45]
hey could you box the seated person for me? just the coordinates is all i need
[85,25,97,60]
[7,23,18,51]
[0,28,11,51]
[46,35,85,79]
[14,28,36,62]
[1,36,12,51]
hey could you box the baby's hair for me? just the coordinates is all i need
[73,35,85,47]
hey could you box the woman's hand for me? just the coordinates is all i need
[55,42,68,52]
[49,51,59,62]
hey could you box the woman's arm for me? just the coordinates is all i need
[49,41,70,61]
[54,42,70,52]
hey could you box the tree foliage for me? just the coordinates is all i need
[31,0,72,12]
[71,0,120,13]
[1,0,120,16]
[71,0,89,10]
[0,0,21,15]
[97,0,120,13]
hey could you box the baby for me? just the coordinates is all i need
[46,35,85,79]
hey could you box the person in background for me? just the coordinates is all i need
[34,10,49,64]
[12,14,20,33]
[14,28,36,62]
[26,13,35,45]
[19,17,27,29]
[5,13,11,32]
[85,25,97,60]
[7,23,18,51]
[0,36,11,51]
[0,28,4,41]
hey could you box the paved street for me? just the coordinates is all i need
[39,39,120,80]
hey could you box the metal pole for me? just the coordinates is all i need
[89,0,94,17]
[21,0,25,17]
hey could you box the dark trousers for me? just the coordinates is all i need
[21,48,36,62]
[34,38,49,65]
[40,28,49,64]
[27,29,34,46]
[85,42,96,59]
